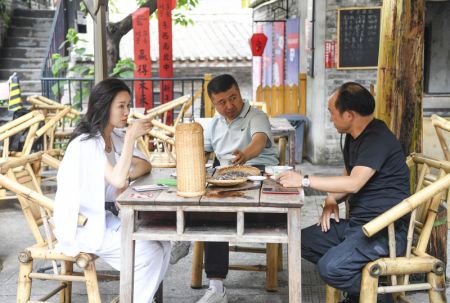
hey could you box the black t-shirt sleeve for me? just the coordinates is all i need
[354,133,390,171]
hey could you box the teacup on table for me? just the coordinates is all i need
[218,154,236,167]
[267,166,293,180]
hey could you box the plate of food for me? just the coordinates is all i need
[207,166,261,187]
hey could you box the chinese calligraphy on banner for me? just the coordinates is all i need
[158,0,174,124]
[273,22,285,86]
[286,18,299,85]
[262,24,273,87]
[133,8,152,109]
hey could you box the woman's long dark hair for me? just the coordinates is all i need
[70,78,131,142]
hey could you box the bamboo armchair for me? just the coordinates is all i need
[0,110,45,160]
[431,114,450,230]
[131,95,191,168]
[191,145,288,292]
[28,95,81,158]
[326,154,450,303]
[0,152,117,303]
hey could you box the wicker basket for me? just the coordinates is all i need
[175,122,206,197]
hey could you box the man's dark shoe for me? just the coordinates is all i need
[377,293,394,303]
[338,293,394,303]
[339,294,359,303]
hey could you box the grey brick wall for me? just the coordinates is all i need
[323,0,380,164]
[252,0,382,164]
[173,65,253,102]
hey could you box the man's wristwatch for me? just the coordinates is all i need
[301,175,310,188]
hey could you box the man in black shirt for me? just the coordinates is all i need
[279,82,409,303]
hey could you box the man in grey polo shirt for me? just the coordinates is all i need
[196,74,278,303]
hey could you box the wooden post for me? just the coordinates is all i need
[63,261,73,303]
[191,241,204,289]
[16,259,33,303]
[266,243,278,292]
[360,264,378,303]
[376,0,425,155]
[288,208,301,303]
[325,285,341,303]
[203,74,213,118]
[427,272,446,303]
[299,73,307,115]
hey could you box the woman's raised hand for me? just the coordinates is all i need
[127,118,152,140]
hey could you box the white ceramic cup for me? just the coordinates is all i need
[219,154,235,167]
[272,166,293,180]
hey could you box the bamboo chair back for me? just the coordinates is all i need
[0,153,109,303]
[0,152,82,245]
[431,114,450,161]
[0,110,45,160]
[28,96,80,157]
[129,95,191,168]
[359,154,450,302]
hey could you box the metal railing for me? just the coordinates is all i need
[40,76,206,117]
[41,0,68,78]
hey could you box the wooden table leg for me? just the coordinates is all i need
[289,130,296,167]
[288,208,302,303]
[120,208,136,303]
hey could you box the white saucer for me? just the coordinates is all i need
[247,175,267,182]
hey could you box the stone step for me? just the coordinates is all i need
[5,37,48,48]
[8,26,51,38]
[17,80,42,94]
[0,58,43,69]
[0,47,47,58]
[0,79,42,95]
[11,16,53,28]
[0,69,41,81]
[13,9,54,19]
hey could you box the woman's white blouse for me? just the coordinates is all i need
[53,130,147,256]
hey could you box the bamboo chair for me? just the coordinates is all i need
[0,152,118,303]
[326,154,450,303]
[431,114,450,230]
[191,144,288,292]
[28,95,80,158]
[130,95,191,168]
[0,110,45,160]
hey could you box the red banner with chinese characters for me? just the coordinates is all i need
[158,0,174,124]
[133,8,152,109]
[325,40,337,68]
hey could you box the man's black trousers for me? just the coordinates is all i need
[302,219,406,294]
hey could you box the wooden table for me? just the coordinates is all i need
[196,117,297,167]
[117,168,304,303]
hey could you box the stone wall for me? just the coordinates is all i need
[0,0,14,48]
[0,0,52,48]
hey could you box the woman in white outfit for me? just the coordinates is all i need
[53,78,171,303]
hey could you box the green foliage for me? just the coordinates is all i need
[0,0,10,27]
[110,57,135,78]
[51,28,93,110]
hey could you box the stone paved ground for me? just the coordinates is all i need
[0,162,448,302]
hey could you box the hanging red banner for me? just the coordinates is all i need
[158,0,174,124]
[325,40,337,69]
[132,8,152,109]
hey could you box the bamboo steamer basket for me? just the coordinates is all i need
[175,122,206,197]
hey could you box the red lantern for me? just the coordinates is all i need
[250,33,268,57]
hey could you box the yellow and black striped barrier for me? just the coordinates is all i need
[8,73,23,111]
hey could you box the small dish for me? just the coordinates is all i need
[170,172,177,178]
[247,175,266,182]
